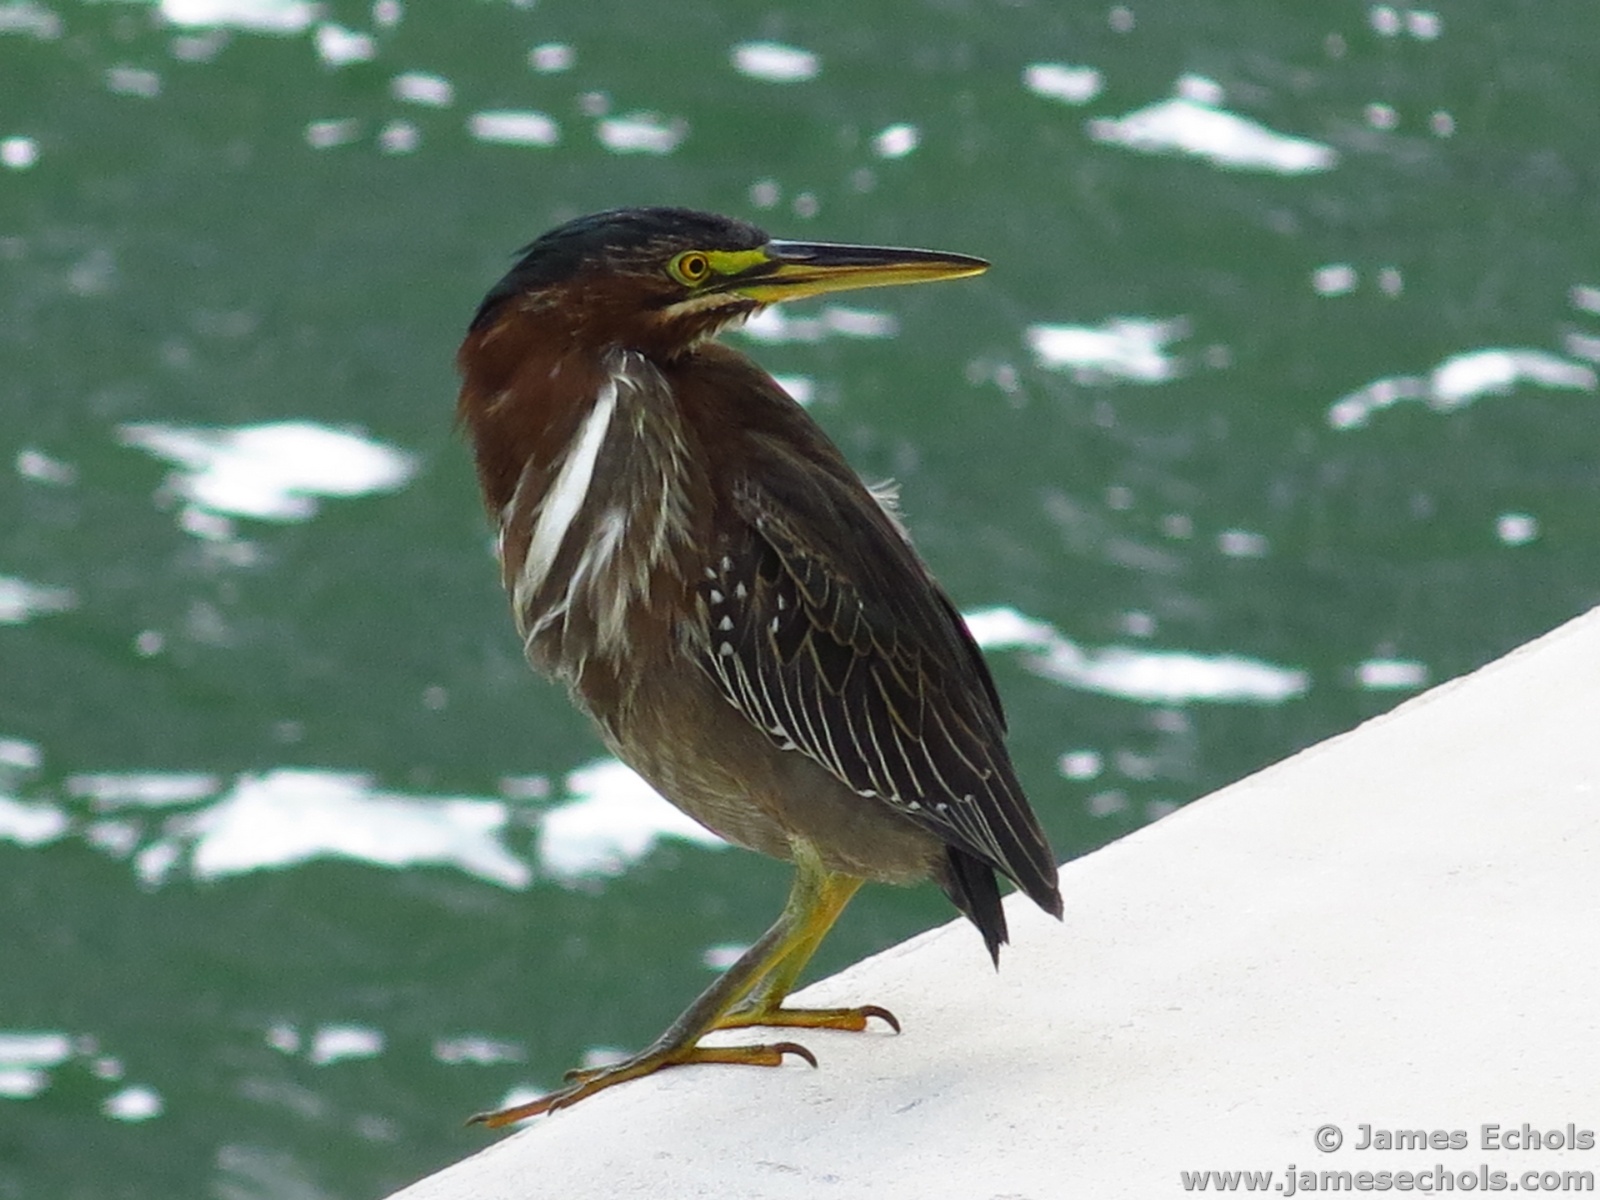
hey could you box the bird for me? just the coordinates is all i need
[455,206,1062,1126]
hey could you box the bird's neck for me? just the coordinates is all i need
[457,320,600,518]
[457,324,704,682]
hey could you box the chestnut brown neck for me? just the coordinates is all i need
[457,288,755,519]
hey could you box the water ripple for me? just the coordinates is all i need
[118,420,417,537]
[731,41,819,83]
[468,110,559,147]
[160,0,317,34]
[540,759,725,882]
[964,607,1310,705]
[1328,349,1597,430]
[596,112,687,156]
[1088,77,1336,174]
[0,575,76,625]
[1026,317,1187,383]
[1023,63,1104,106]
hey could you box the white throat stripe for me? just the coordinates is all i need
[517,378,618,604]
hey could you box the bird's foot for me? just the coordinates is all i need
[467,1039,818,1128]
[715,1002,901,1034]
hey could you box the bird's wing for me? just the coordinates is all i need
[693,432,1059,913]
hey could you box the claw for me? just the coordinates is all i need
[859,1004,901,1033]
[774,1040,818,1068]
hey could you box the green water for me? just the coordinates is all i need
[3,2,1598,1196]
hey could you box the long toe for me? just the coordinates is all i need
[469,1039,819,1127]
[716,1003,900,1034]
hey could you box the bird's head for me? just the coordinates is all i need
[468,206,988,358]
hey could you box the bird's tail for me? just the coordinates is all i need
[938,842,1064,967]
[938,847,1008,967]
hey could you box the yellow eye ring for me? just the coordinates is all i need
[669,251,712,286]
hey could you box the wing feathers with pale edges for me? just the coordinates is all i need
[695,434,1060,920]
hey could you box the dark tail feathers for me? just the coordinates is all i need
[938,847,1008,966]
[938,845,1064,967]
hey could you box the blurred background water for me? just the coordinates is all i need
[3,0,1599,1195]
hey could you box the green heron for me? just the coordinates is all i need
[457,207,1061,1126]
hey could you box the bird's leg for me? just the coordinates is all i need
[713,848,899,1035]
[469,843,859,1128]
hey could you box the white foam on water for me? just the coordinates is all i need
[964,606,1310,705]
[1088,93,1336,174]
[539,759,726,882]
[730,41,819,83]
[118,420,417,533]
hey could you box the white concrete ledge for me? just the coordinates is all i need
[390,607,1600,1199]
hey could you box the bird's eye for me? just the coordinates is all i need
[668,251,712,286]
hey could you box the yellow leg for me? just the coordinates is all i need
[713,871,899,1034]
[469,842,886,1128]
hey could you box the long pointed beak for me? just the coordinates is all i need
[727,239,988,303]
